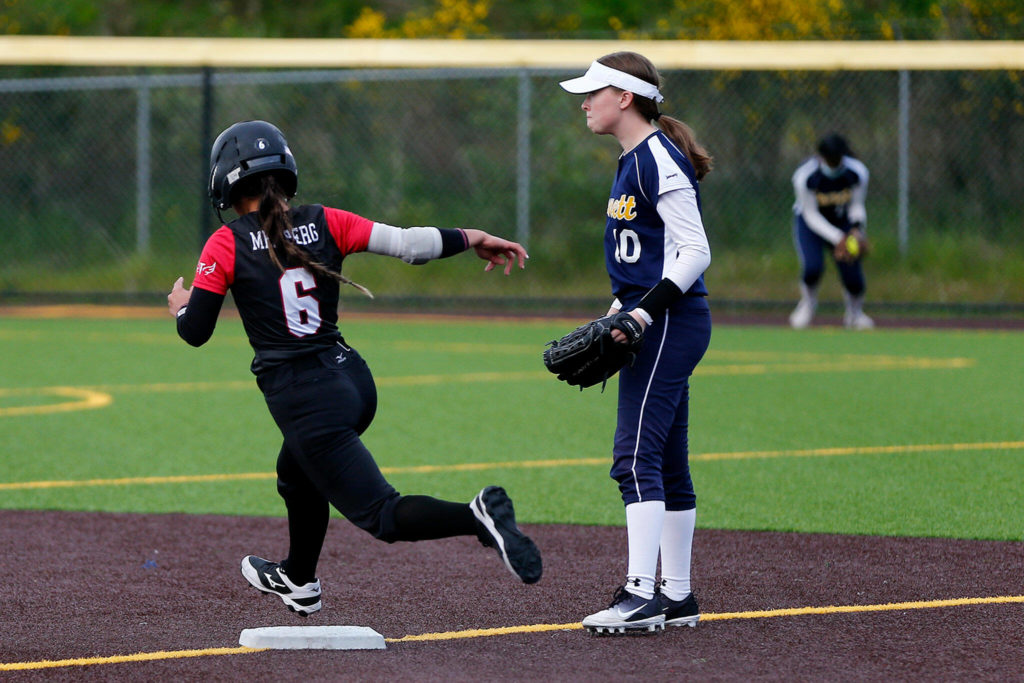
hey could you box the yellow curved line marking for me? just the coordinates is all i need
[0,387,112,416]
[1,442,1021,491]
[3,594,1021,670]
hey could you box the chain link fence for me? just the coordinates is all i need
[1,64,1022,312]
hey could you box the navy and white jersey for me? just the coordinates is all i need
[792,155,869,244]
[605,130,709,310]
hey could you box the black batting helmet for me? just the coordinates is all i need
[208,120,298,210]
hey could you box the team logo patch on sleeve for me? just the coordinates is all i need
[196,261,217,276]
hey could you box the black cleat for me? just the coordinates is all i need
[471,486,542,584]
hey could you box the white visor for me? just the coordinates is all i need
[559,61,664,103]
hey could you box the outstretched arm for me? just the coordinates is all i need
[366,223,528,275]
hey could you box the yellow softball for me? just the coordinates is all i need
[846,234,860,258]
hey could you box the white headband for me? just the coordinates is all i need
[559,61,664,103]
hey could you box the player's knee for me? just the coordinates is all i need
[276,476,316,502]
[802,268,823,287]
[842,276,866,297]
[349,494,403,543]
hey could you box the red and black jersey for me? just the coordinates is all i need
[191,204,374,373]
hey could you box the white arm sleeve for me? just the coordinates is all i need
[795,183,845,245]
[792,159,844,245]
[366,223,443,265]
[656,187,711,293]
[846,157,870,228]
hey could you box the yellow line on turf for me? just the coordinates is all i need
[0,349,973,417]
[4,594,1020,670]
[692,440,1024,462]
[0,374,547,417]
[77,373,550,393]
[2,442,1021,491]
[0,472,278,490]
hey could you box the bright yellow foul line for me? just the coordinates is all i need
[0,646,264,671]
[385,594,1024,643]
[2,442,1021,491]
[3,595,1020,670]
[702,594,1024,621]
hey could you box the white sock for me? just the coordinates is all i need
[799,282,819,308]
[624,500,665,599]
[659,508,696,600]
[844,290,864,316]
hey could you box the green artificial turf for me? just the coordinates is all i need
[1,315,1020,540]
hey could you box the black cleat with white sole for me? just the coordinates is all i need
[471,486,542,584]
[240,555,322,617]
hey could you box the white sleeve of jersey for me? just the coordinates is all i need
[366,223,443,264]
[845,156,870,228]
[792,162,845,245]
[656,187,711,293]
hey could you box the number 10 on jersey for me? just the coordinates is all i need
[613,228,641,264]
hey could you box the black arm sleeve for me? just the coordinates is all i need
[176,287,225,347]
[636,278,684,316]
[438,228,470,258]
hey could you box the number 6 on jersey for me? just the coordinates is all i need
[280,268,321,337]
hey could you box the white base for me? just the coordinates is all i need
[240,625,386,650]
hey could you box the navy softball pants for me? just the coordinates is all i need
[611,296,711,510]
[793,215,865,296]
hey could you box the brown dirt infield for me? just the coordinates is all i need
[3,509,1022,681]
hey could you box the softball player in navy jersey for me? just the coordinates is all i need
[560,52,712,633]
[167,120,541,617]
[790,133,873,330]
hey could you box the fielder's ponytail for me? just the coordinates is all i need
[654,115,713,181]
[597,51,713,181]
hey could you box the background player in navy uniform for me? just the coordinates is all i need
[167,120,541,617]
[790,133,873,330]
[560,52,712,633]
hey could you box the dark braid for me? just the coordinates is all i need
[237,173,372,297]
[257,175,335,281]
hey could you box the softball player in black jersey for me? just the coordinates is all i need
[560,52,712,634]
[790,133,873,330]
[167,120,541,617]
